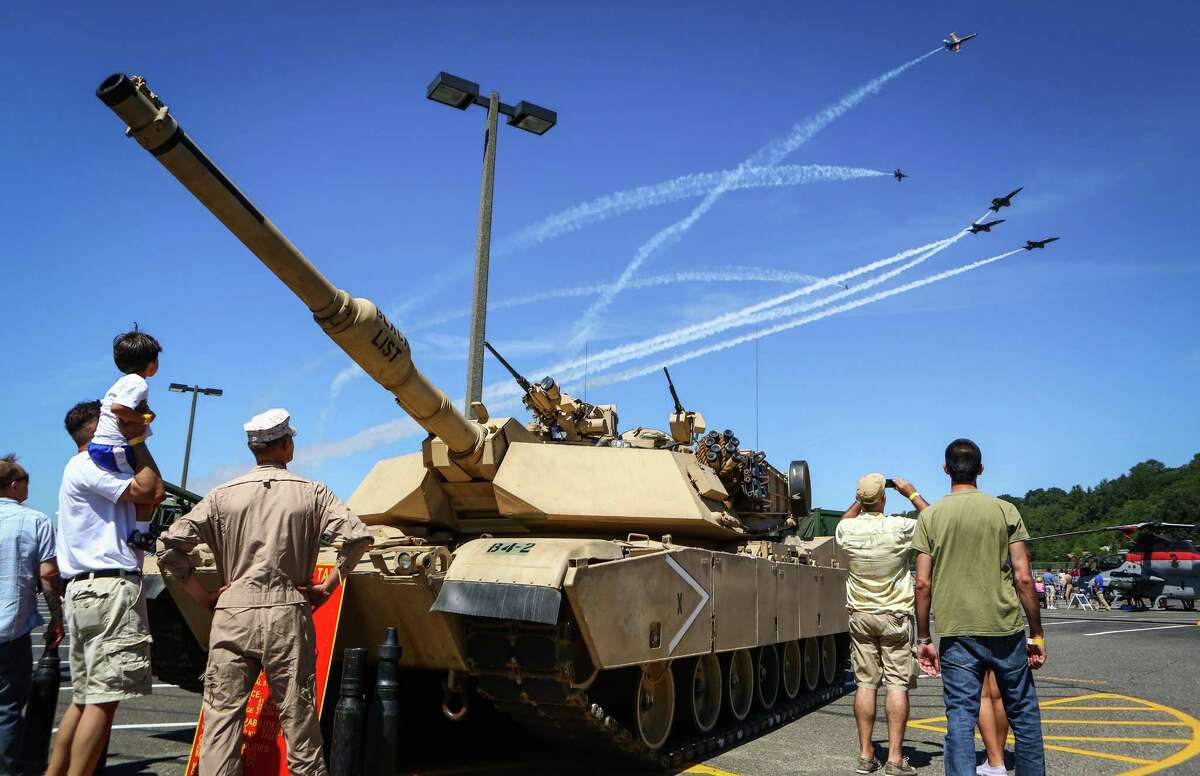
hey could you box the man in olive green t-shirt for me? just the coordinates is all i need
[912,439,1046,776]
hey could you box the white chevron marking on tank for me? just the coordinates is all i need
[665,554,711,655]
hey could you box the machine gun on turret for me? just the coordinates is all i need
[662,367,706,445]
[484,341,618,442]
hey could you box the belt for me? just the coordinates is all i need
[68,569,141,585]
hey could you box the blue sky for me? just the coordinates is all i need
[3,2,1198,518]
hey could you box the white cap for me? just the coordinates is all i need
[243,408,298,448]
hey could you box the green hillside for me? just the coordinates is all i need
[998,454,1200,561]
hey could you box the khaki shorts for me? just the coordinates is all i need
[848,610,917,690]
[65,573,153,704]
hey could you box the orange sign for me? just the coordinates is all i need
[184,564,347,775]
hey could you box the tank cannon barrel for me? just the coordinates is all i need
[96,73,485,466]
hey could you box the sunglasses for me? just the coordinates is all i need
[12,475,28,483]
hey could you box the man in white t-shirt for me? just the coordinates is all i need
[46,401,163,776]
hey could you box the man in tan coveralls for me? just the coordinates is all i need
[158,408,373,776]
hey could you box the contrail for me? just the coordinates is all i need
[555,208,995,378]
[550,235,962,382]
[298,247,1022,465]
[409,266,825,332]
[329,266,826,401]
[585,248,1025,389]
[566,47,944,350]
[502,165,887,253]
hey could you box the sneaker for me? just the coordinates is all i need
[884,758,918,775]
[856,756,882,773]
[976,764,1008,775]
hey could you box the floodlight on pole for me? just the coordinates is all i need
[168,383,223,489]
[426,71,557,417]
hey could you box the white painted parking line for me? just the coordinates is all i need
[52,721,197,733]
[1083,624,1198,636]
[1043,620,1088,626]
[57,683,181,692]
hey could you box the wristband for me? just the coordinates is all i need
[1027,637,1045,646]
[916,637,933,646]
[127,435,146,446]
[142,413,154,422]
[908,492,922,503]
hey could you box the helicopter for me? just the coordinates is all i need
[1029,522,1198,610]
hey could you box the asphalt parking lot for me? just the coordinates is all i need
[30,607,1200,775]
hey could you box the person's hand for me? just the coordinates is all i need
[45,618,65,650]
[916,643,940,676]
[1027,638,1046,670]
[298,580,334,609]
[890,477,917,499]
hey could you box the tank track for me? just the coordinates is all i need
[466,619,852,771]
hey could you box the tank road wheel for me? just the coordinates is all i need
[801,638,820,692]
[781,640,802,700]
[675,654,722,734]
[634,662,675,751]
[723,649,754,721]
[820,635,838,687]
[754,645,780,710]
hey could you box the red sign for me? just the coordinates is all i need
[184,564,347,776]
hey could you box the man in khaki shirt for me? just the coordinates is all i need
[837,473,929,776]
[158,409,373,776]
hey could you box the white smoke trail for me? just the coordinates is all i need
[547,209,995,380]
[548,236,961,383]
[297,247,1022,465]
[328,266,826,401]
[410,267,824,332]
[566,48,944,350]
[585,248,1025,389]
[501,165,886,254]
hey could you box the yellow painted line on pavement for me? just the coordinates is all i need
[907,691,1200,774]
[1043,745,1155,766]
[1042,706,1159,711]
[684,766,741,776]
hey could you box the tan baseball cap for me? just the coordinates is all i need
[856,473,886,505]
[244,408,298,448]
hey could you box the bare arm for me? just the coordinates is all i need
[914,551,939,676]
[890,477,929,512]
[39,558,64,649]
[118,443,165,505]
[840,501,862,520]
[1009,540,1046,668]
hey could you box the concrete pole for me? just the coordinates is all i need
[181,387,199,489]
[464,92,499,417]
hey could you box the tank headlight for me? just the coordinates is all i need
[398,552,415,571]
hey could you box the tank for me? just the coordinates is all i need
[97,73,851,768]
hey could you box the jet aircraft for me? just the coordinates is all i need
[968,219,1005,234]
[1029,522,1199,610]
[894,168,908,181]
[989,187,1023,211]
[1024,237,1060,250]
[943,32,977,53]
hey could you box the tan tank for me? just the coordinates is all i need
[97,73,851,768]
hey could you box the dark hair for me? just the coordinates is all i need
[945,438,983,484]
[0,453,25,490]
[65,400,102,446]
[113,325,162,374]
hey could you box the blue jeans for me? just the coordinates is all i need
[940,633,1045,776]
[0,633,33,776]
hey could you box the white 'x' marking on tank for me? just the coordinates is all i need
[665,554,710,654]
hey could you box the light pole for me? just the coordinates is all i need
[168,383,223,489]
[426,71,557,417]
